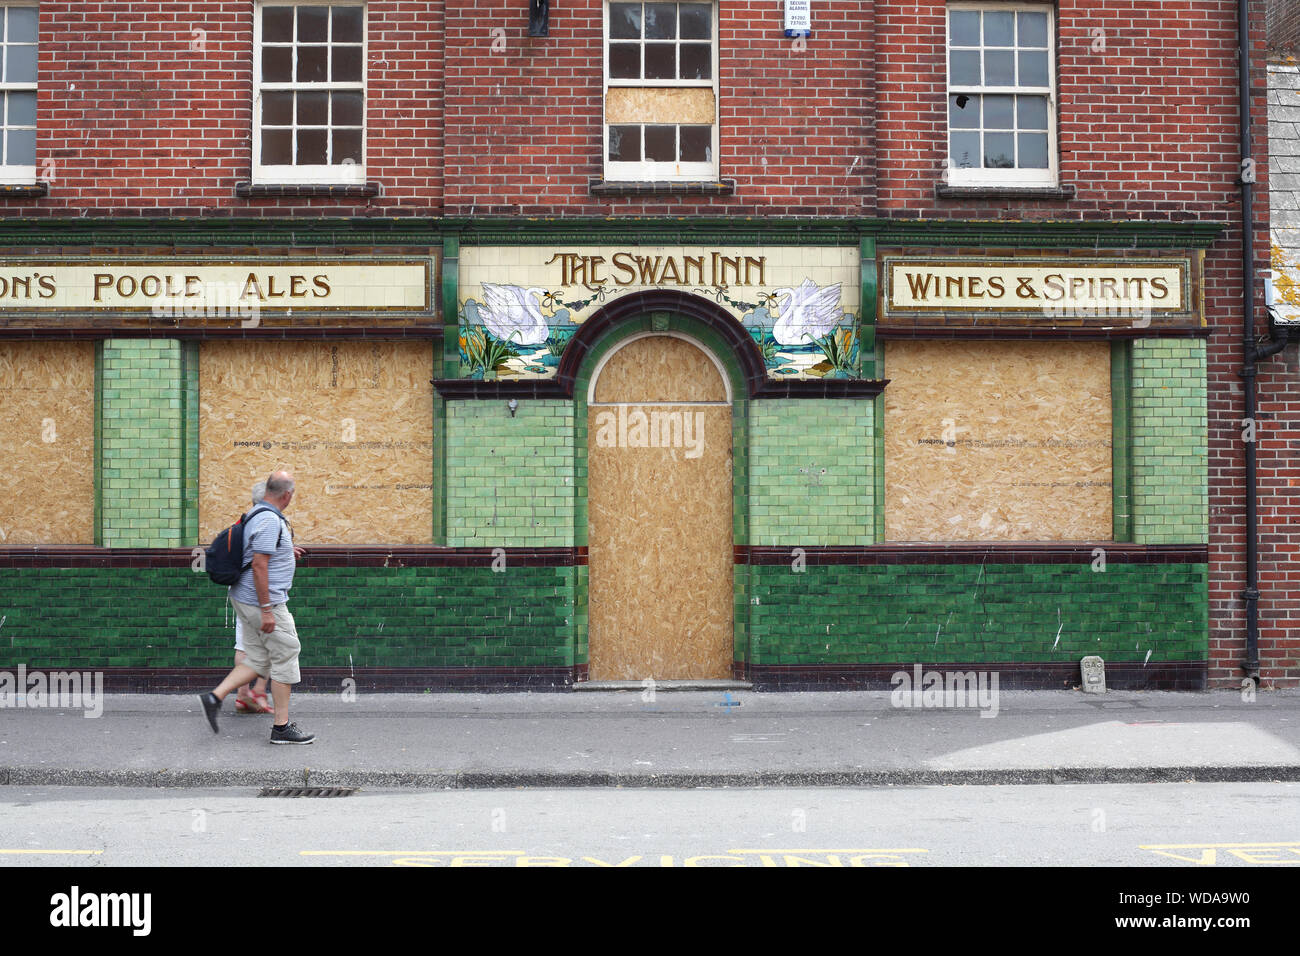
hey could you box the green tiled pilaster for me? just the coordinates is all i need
[445,399,575,546]
[432,392,448,543]
[873,339,886,543]
[93,344,105,546]
[180,340,200,545]
[859,235,877,371]
[1111,341,1133,542]
[574,562,589,664]
[98,338,190,548]
[442,234,461,379]
[733,561,751,664]
[748,399,874,546]
[1130,339,1207,544]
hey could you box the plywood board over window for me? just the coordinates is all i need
[884,340,1112,541]
[0,342,95,544]
[199,340,434,544]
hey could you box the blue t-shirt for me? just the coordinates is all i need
[230,503,294,606]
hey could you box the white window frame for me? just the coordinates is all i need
[603,1,719,182]
[945,1,1057,188]
[252,0,367,185]
[0,2,38,185]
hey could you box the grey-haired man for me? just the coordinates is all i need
[200,469,314,744]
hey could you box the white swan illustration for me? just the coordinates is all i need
[771,279,843,346]
[478,283,551,346]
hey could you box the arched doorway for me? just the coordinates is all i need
[586,332,734,680]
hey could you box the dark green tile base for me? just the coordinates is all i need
[0,560,1206,691]
[744,563,1207,665]
[738,661,1206,691]
[0,565,576,671]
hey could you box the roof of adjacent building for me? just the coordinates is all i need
[1270,62,1300,324]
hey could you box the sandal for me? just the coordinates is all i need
[235,691,275,715]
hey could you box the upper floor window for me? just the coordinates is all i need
[946,3,1055,187]
[604,2,717,182]
[253,2,365,184]
[0,4,37,184]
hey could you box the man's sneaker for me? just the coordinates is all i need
[199,692,221,733]
[270,722,315,745]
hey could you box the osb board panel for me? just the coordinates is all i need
[0,342,94,544]
[592,335,727,403]
[589,339,732,679]
[199,341,434,544]
[884,340,1112,541]
[606,87,716,124]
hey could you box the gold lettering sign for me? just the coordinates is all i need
[0,259,432,312]
[545,251,767,290]
[885,258,1192,317]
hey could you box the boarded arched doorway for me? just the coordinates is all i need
[587,333,734,680]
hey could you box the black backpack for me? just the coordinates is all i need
[204,506,283,586]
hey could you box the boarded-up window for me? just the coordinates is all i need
[0,342,95,544]
[199,341,434,544]
[884,340,1112,541]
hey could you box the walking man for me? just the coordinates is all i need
[200,470,315,744]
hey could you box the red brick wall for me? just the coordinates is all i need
[1268,0,1300,53]
[874,0,1248,221]
[443,0,875,216]
[7,1,443,216]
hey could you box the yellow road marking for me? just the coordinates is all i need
[1140,842,1300,865]
[1139,842,1300,849]
[302,850,524,856]
[728,848,928,854]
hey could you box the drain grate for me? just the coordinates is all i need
[258,786,357,798]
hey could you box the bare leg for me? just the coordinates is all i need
[234,650,257,702]
[270,680,291,725]
[213,663,262,701]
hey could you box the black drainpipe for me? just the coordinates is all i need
[1238,0,1295,684]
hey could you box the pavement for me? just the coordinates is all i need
[2,685,1299,789]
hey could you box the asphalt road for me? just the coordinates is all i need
[1,782,1296,867]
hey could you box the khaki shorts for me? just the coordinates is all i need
[230,598,301,684]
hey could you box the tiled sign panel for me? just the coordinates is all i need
[458,245,860,381]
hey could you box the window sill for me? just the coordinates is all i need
[589,178,736,197]
[0,182,48,199]
[236,181,381,199]
[936,183,1075,201]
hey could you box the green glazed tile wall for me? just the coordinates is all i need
[748,562,1207,664]
[1130,339,1207,544]
[99,339,189,548]
[0,562,1203,671]
[445,399,575,547]
[749,399,874,545]
[0,565,575,669]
